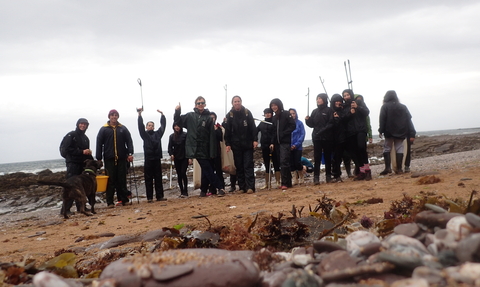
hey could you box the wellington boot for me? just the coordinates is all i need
[365,170,372,181]
[379,152,392,175]
[313,176,320,185]
[275,171,281,188]
[354,172,366,181]
[291,172,298,185]
[261,173,272,189]
[298,171,305,184]
[395,153,404,174]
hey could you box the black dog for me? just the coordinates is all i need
[38,159,103,219]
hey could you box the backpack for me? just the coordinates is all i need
[59,132,74,158]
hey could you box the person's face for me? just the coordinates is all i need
[78,122,88,131]
[317,97,324,105]
[195,100,206,112]
[289,110,297,119]
[271,104,278,113]
[343,93,351,101]
[335,101,342,108]
[109,113,119,125]
[174,125,181,132]
[146,122,154,131]
[232,97,242,111]
[264,112,272,119]
[210,114,217,122]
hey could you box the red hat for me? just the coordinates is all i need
[108,109,119,117]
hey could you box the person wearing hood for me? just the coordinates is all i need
[305,93,334,184]
[224,96,258,194]
[60,118,94,214]
[96,109,134,207]
[168,122,188,197]
[329,94,348,182]
[174,97,226,197]
[269,98,296,190]
[138,108,167,202]
[342,89,371,181]
[289,108,306,185]
[205,111,225,196]
[378,90,416,174]
[257,107,279,189]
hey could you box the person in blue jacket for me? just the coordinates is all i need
[289,108,305,185]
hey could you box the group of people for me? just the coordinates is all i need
[60,90,415,213]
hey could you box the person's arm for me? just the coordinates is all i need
[125,127,134,162]
[138,114,147,140]
[157,110,167,138]
[95,128,104,160]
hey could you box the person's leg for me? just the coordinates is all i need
[116,159,130,204]
[104,159,117,206]
[197,159,225,195]
[332,142,344,180]
[394,138,405,174]
[144,160,154,201]
[404,139,412,172]
[380,138,393,175]
[244,148,255,192]
[279,143,292,188]
[179,158,189,195]
[232,148,246,192]
[313,140,322,184]
[153,159,165,200]
[323,141,334,182]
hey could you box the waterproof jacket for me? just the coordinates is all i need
[378,90,416,139]
[138,114,166,160]
[96,122,134,162]
[64,118,93,164]
[330,94,347,144]
[168,130,187,160]
[257,117,274,147]
[269,98,296,145]
[174,107,216,159]
[290,108,305,150]
[224,106,258,150]
[305,94,334,142]
[342,89,370,137]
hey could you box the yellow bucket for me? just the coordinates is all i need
[96,175,109,192]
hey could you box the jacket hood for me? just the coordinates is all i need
[269,98,284,113]
[342,89,354,104]
[289,108,299,121]
[330,94,343,108]
[317,93,329,108]
[383,90,399,103]
[76,118,89,131]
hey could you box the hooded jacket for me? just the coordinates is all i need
[269,98,296,145]
[289,108,305,150]
[342,89,370,137]
[257,116,274,147]
[168,125,187,160]
[64,118,94,164]
[330,94,347,144]
[96,121,134,162]
[174,107,216,159]
[305,93,334,142]
[138,114,166,160]
[224,105,258,150]
[378,90,416,139]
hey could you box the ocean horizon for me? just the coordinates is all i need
[1,127,479,176]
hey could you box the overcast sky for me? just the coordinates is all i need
[1,0,479,164]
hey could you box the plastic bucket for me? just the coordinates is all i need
[96,175,109,192]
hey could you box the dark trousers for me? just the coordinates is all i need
[405,139,412,167]
[290,149,303,172]
[332,142,347,178]
[105,159,130,205]
[276,143,292,187]
[198,158,224,193]
[208,155,225,193]
[174,158,189,195]
[262,147,279,173]
[346,133,368,170]
[144,159,164,200]
[313,140,333,179]
[232,148,255,191]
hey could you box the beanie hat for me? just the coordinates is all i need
[108,109,119,118]
[263,108,273,114]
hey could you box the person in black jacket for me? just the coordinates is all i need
[305,93,334,184]
[205,112,225,195]
[330,94,348,182]
[269,98,296,190]
[342,89,371,181]
[138,109,166,202]
[224,96,258,194]
[96,109,134,207]
[61,118,94,214]
[378,90,416,174]
[257,108,279,189]
[168,122,188,197]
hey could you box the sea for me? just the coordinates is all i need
[1,127,479,176]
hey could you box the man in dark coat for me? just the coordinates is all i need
[224,96,258,194]
[138,109,166,202]
[96,109,134,207]
[269,98,296,190]
[378,90,416,174]
[61,118,94,214]
[174,97,226,197]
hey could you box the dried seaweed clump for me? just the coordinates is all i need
[416,175,441,185]
[218,221,265,251]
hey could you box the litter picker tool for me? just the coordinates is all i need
[268,151,273,190]
[137,78,144,112]
[254,118,273,125]
[169,159,173,189]
[306,87,310,115]
[344,60,353,91]
[224,84,228,115]
[319,76,328,96]
[129,161,140,204]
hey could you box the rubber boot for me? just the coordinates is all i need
[298,171,305,184]
[275,171,281,188]
[313,175,320,185]
[291,172,298,185]
[261,173,271,189]
[380,152,392,175]
[395,153,404,174]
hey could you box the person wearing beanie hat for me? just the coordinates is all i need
[305,93,334,184]
[257,107,279,189]
[96,109,134,207]
[268,98,296,190]
[138,108,167,202]
[59,117,94,215]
